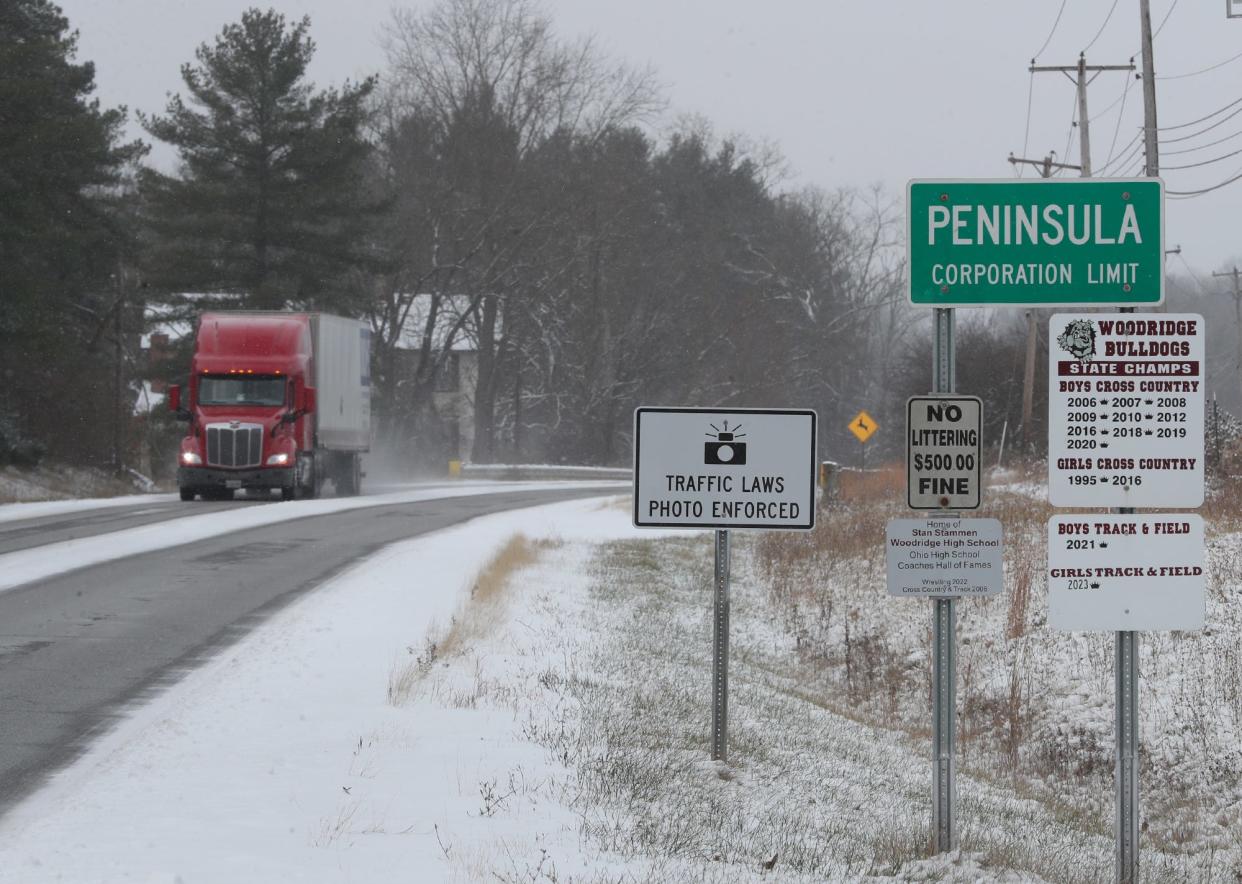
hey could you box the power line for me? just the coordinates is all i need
[1121,0,1180,66]
[1167,164,1242,197]
[1032,0,1069,61]
[1019,72,1035,177]
[1088,75,1137,124]
[1162,125,1242,156]
[1149,0,1180,44]
[1160,104,1242,144]
[1100,134,1145,174]
[1158,93,1242,131]
[1102,72,1134,167]
[1161,144,1242,171]
[1158,47,1242,81]
[1083,0,1121,54]
[1104,128,1143,163]
[1175,251,1215,297]
[1062,89,1079,168]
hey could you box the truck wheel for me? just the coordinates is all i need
[281,485,295,501]
[294,470,318,500]
[179,487,195,502]
[338,456,362,496]
[294,454,318,500]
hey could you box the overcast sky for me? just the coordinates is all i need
[60,0,1242,280]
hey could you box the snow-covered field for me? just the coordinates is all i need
[1,490,1237,881]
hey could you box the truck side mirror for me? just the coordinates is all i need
[169,384,191,421]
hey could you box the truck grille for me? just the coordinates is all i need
[205,423,263,469]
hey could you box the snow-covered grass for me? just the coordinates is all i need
[0,480,625,593]
[0,463,158,504]
[756,483,1242,881]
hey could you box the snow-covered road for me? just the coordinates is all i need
[0,480,625,593]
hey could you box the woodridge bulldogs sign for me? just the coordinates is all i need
[1048,313,1204,508]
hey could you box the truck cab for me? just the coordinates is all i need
[170,312,369,501]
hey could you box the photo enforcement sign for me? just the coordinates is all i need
[632,407,816,530]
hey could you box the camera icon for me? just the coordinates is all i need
[704,423,746,465]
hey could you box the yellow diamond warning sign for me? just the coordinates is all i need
[848,410,878,443]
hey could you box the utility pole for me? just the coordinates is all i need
[1077,54,1093,176]
[1030,56,1135,177]
[1140,0,1160,178]
[1021,311,1038,452]
[1007,153,1081,178]
[1006,153,1080,452]
[1212,267,1242,400]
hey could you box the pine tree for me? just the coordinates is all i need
[0,0,145,464]
[141,8,378,311]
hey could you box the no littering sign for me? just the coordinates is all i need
[907,396,982,510]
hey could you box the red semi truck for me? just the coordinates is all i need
[169,312,371,501]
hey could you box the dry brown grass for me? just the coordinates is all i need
[440,534,542,657]
[387,534,552,705]
[1199,474,1242,535]
[837,462,905,502]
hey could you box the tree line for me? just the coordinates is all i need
[4,0,1225,476]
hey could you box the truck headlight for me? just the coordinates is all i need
[266,452,290,466]
[181,451,202,465]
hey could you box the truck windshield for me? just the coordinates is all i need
[199,376,286,407]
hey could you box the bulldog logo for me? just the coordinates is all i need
[1057,319,1096,364]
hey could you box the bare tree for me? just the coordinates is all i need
[373,0,662,462]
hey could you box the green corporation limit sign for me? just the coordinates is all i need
[908,178,1164,307]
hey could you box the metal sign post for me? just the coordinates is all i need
[1116,628,1139,882]
[711,529,731,761]
[931,307,956,853]
[632,407,816,764]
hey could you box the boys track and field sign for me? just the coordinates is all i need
[907,178,1164,307]
[632,407,817,530]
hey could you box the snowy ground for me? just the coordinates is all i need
[0,496,645,882]
[0,464,156,504]
[0,491,1236,882]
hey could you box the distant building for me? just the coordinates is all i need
[392,294,485,462]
